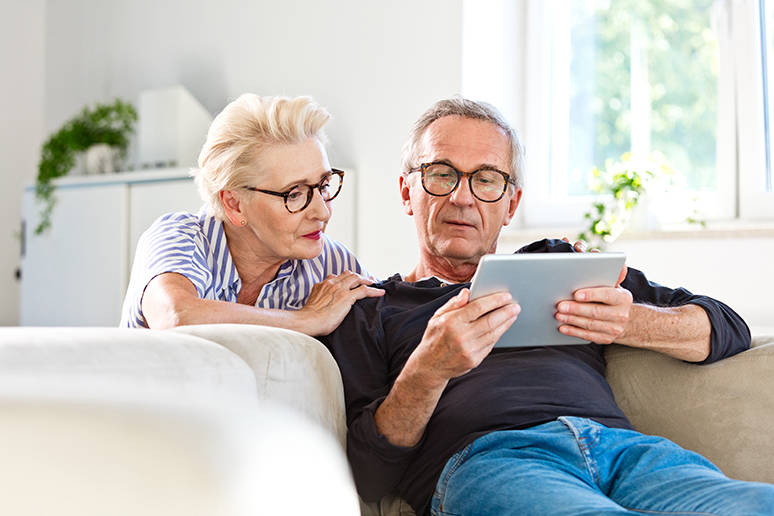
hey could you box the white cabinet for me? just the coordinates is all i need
[20,169,202,326]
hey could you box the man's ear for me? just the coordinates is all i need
[502,187,523,226]
[219,190,246,227]
[399,175,414,216]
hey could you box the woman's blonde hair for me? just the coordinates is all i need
[193,93,332,220]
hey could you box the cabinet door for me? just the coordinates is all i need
[20,184,128,326]
[128,179,202,279]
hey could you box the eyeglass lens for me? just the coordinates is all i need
[286,172,342,212]
[422,164,507,202]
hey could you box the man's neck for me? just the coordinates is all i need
[405,254,480,284]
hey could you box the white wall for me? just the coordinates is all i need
[0,0,46,326]
[1,0,463,324]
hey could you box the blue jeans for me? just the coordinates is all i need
[431,417,774,516]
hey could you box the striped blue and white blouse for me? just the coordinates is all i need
[120,206,372,328]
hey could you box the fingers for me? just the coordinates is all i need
[417,291,520,380]
[561,236,588,253]
[434,288,470,316]
[435,290,521,346]
[555,287,633,344]
[349,283,386,300]
[571,285,631,305]
[323,271,378,289]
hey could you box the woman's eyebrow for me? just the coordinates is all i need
[276,170,330,191]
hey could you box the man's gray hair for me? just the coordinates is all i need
[400,97,525,189]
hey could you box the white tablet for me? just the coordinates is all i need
[468,252,627,348]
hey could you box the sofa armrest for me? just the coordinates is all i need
[170,324,347,448]
[605,334,774,484]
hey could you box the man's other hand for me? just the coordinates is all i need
[555,281,633,345]
[409,289,520,385]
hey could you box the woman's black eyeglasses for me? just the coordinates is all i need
[244,169,344,213]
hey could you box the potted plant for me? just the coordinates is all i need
[34,98,138,234]
[578,151,701,248]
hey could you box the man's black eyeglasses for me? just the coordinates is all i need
[408,162,515,203]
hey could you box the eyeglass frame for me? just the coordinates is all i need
[408,161,517,203]
[243,169,345,214]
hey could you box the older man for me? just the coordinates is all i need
[321,98,774,516]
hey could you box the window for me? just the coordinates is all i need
[463,0,774,227]
[556,1,719,195]
[736,0,774,218]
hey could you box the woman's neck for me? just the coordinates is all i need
[223,222,286,304]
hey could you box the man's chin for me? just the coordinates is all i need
[432,239,486,264]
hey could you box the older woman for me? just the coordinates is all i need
[120,93,383,335]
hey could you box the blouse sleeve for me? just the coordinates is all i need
[119,213,214,328]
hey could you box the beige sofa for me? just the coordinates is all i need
[1,325,772,516]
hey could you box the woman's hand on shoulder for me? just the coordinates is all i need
[299,271,385,336]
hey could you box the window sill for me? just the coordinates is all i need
[499,220,774,248]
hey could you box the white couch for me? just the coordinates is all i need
[0,324,358,516]
[1,324,772,516]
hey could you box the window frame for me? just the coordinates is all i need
[737,0,774,219]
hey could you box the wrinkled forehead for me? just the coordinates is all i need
[417,116,511,172]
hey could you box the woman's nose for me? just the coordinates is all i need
[307,188,332,221]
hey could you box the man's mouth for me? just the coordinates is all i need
[445,219,476,229]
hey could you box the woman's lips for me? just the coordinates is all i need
[302,230,322,240]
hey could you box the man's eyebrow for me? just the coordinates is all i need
[429,159,505,171]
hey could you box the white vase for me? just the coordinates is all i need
[84,144,122,175]
[627,194,661,232]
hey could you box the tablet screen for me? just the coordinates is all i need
[469,252,627,347]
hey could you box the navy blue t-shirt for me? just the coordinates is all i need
[320,239,750,515]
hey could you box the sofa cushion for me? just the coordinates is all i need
[0,327,257,407]
[605,335,774,484]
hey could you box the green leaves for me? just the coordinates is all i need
[579,151,677,247]
[34,98,138,234]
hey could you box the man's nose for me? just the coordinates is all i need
[449,176,476,205]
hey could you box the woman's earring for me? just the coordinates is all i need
[241,220,247,226]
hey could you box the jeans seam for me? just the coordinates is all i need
[624,509,724,515]
[561,417,600,486]
[435,444,472,512]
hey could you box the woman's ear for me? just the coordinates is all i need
[219,190,246,227]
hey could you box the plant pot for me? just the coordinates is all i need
[627,194,661,232]
[84,144,123,175]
